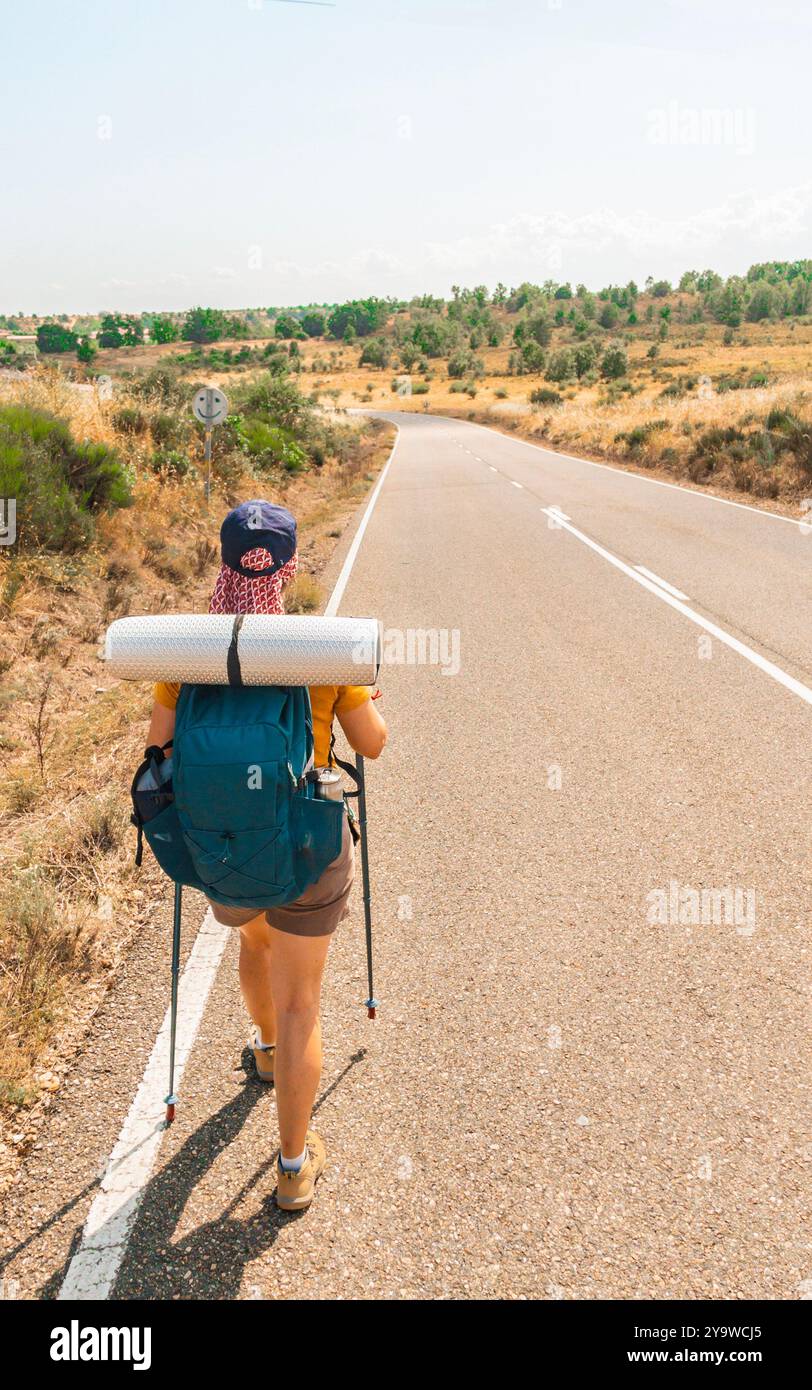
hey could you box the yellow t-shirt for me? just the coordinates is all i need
[152,681,370,768]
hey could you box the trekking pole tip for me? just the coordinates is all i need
[365,997,378,1020]
[164,1093,178,1126]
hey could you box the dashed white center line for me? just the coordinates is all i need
[634,565,690,602]
[489,466,498,472]
[540,508,812,709]
[511,481,523,489]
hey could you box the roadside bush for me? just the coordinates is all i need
[112,405,149,436]
[130,365,188,408]
[148,449,191,478]
[530,387,562,406]
[237,416,307,473]
[0,405,131,550]
[149,412,186,448]
[614,420,668,455]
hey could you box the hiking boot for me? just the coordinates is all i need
[275,1131,326,1211]
[251,1031,275,1083]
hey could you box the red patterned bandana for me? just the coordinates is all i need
[209,546,299,615]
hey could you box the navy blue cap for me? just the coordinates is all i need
[220,500,297,577]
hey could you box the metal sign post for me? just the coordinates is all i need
[192,387,229,503]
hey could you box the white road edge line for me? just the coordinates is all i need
[60,425,403,1301]
[463,416,807,530]
[633,564,690,602]
[325,428,400,617]
[540,509,812,709]
[58,912,230,1300]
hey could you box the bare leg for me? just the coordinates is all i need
[267,927,332,1157]
[238,913,277,1045]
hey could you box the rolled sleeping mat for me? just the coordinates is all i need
[104,613,382,686]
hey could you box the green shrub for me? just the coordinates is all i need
[149,449,190,477]
[0,405,130,550]
[359,338,390,369]
[600,344,628,380]
[448,349,484,379]
[614,419,668,454]
[546,349,576,383]
[658,375,698,400]
[131,366,188,407]
[112,405,149,435]
[149,412,185,448]
[530,387,562,406]
[238,417,307,473]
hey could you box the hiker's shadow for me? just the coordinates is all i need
[37,1048,366,1302]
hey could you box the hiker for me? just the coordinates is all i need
[145,500,387,1210]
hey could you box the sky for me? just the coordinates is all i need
[1,0,810,314]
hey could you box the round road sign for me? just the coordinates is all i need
[192,387,229,427]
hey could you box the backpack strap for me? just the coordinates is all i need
[328,729,360,797]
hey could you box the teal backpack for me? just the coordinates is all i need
[131,684,346,908]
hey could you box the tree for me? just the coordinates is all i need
[410,316,453,357]
[745,283,778,322]
[98,313,143,348]
[150,314,179,344]
[76,337,97,365]
[519,342,545,374]
[275,313,304,340]
[448,349,483,379]
[651,280,672,298]
[599,302,619,330]
[399,341,421,371]
[182,306,229,343]
[708,278,745,328]
[546,348,575,382]
[359,338,390,368]
[301,311,326,337]
[573,341,597,378]
[327,298,388,339]
[36,322,77,353]
[600,344,628,379]
[526,310,552,348]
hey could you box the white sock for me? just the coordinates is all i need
[254,1027,274,1051]
[280,1146,307,1173]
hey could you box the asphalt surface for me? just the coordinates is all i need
[2,411,810,1300]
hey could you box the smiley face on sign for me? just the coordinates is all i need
[192,387,229,427]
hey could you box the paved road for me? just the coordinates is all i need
[2,412,810,1300]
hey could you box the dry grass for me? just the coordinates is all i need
[289,318,812,513]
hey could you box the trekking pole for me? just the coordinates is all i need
[164,882,183,1125]
[355,755,377,1019]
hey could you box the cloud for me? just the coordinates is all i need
[211,266,237,280]
[423,184,812,272]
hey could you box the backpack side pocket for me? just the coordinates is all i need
[290,794,344,897]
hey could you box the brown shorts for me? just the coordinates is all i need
[206,814,355,938]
